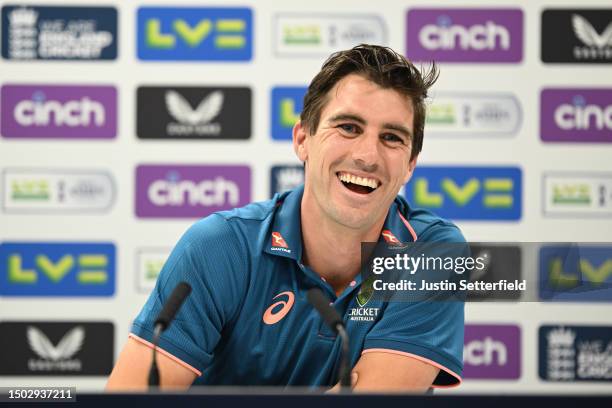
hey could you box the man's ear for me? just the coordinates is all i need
[293,121,308,162]
[403,156,418,184]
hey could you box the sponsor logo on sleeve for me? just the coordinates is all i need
[135,248,170,293]
[0,84,117,139]
[540,325,612,381]
[270,165,304,197]
[541,89,612,143]
[406,8,523,63]
[404,166,522,220]
[543,173,612,216]
[1,5,117,60]
[542,9,612,63]
[0,242,115,296]
[135,164,250,218]
[426,93,521,136]
[0,321,113,375]
[463,324,521,379]
[137,87,251,140]
[2,168,115,213]
[137,7,252,61]
[271,86,307,140]
[539,245,612,301]
[273,14,386,57]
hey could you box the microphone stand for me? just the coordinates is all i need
[148,324,162,387]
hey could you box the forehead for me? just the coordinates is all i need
[321,74,414,124]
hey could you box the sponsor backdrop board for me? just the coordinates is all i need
[0,0,611,395]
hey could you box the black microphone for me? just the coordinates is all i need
[148,282,192,387]
[307,288,352,391]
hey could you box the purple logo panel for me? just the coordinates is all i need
[1,85,117,139]
[406,8,523,62]
[463,324,521,379]
[135,165,251,218]
[541,88,612,143]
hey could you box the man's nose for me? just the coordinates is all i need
[351,131,379,172]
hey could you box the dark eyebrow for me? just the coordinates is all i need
[328,113,366,125]
[328,113,412,140]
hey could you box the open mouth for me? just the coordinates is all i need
[337,172,380,195]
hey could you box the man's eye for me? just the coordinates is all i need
[338,124,358,133]
[382,133,404,144]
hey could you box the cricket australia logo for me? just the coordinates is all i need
[350,277,379,322]
[27,326,84,372]
[165,90,223,136]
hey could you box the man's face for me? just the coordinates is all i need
[294,73,417,231]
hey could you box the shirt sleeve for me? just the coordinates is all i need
[363,222,466,387]
[130,213,249,375]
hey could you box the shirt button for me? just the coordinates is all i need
[349,280,356,287]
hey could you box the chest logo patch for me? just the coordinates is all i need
[263,291,295,325]
[271,231,289,248]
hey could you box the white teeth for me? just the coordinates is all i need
[338,172,379,189]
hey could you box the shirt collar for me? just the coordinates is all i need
[264,186,418,261]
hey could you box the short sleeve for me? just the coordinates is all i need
[130,214,249,375]
[363,222,466,387]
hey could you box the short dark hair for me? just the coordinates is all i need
[301,44,439,161]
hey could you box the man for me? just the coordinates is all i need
[106,44,464,392]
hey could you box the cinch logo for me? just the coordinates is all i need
[426,93,521,136]
[263,291,295,325]
[0,321,114,376]
[406,9,523,62]
[0,85,116,139]
[539,325,612,382]
[539,245,612,302]
[543,173,612,216]
[137,7,252,61]
[2,168,115,213]
[404,166,522,220]
[135,248,170,293]
[541,89,612,143]
[1,6,117,60]
[271,87,307,140]
[270,165,304,198]
[137,86,251,140]
[541,10,612,63]
[0,242,115,296]
[463,324,520,379]
[274,14,386,57]
[135,165,250,218]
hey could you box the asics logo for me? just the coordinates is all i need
[262,291,294,325]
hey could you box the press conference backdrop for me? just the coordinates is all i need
[0,0,611,394]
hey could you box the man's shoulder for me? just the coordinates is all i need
[180,195,281,253]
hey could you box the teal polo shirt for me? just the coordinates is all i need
[130,185,465,387]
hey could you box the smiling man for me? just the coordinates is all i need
[107,44,465,392]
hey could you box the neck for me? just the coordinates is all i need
[300,191,385,295]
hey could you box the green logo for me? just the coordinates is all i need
[283,25,321,45]
[549,258,612,288]
[552,183,591,205]
[414,177,514,209]
[426,103,456,124]
[11,179,50,201]
[356,275,375,307]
